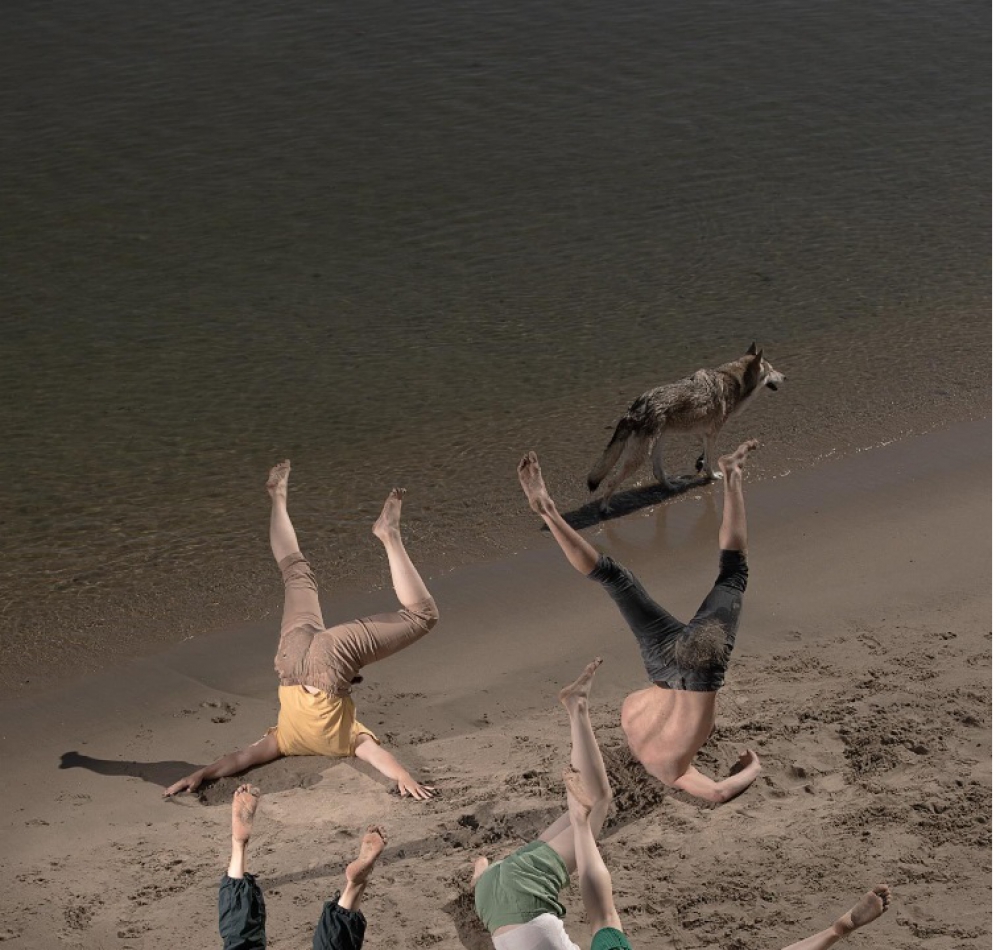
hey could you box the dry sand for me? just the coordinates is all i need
[0,420,990,948]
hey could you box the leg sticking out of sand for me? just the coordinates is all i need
[779,885,892,950]
[471,660,614,942]
[218,786,267,948]
[166,464,439,800]
[517,446,762,805]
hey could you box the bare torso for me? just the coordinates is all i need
[620,685,717,784]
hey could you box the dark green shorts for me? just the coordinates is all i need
[474,840,570,932]
[591,926,633,950]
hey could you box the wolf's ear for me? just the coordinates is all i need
[749,350,763,373]
[746,342,759,356]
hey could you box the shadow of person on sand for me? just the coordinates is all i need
[558,476,708,531]
[58,750,323,802]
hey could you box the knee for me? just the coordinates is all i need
[408,597,439,632]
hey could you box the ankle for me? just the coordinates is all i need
[831,915,853,938]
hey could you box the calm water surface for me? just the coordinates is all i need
[0,0,989,685]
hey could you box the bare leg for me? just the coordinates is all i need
[518,452,600,575]
[565,768,622,934]
[780,885,892,950]
[538,659,613,873]
[470,855,490,889]
[337,825,388,912]
[717,439,757,551]
[372,488,433,606]
[267,460,300,563]
[227,785,260,879]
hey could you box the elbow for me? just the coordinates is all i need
[704,785,732,805]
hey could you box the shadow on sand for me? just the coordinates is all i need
[58,750,325,801]
[559,475,710,531]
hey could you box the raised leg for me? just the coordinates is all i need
[227,784,260,880]
[565,767,623,935]
[268,460,300,563]
[717,439,757,552]
[372,489,434,608]
[780,885,892,950]
[218,785,266,950]
[268,460,326,637]
[537,659,613,874]
[518,452,600,574]
[338,825,388,912]
[310,826,386,950]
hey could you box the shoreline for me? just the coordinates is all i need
[0,416,989,947]
[0,405,990,696]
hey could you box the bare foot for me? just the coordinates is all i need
[345,825,388,886]
[834,884,891,935]
[231,785,260,844]
[517,452,556,516]
[373,488,405,542]
[563,766,595,825]
[267,460,291,502]
[717,440,759,481]
[558,657,603,711]
[471,855,490,888]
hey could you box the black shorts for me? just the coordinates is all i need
[219,875,367,950]
[588,550,747,691]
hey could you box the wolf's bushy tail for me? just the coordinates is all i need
[587,417,633,491]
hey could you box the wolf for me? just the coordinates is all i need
[587,343,785,512]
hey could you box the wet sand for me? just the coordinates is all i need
[0,420,989,948]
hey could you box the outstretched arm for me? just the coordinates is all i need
[354,736,436,800]
[671,750,760,804]
[163,734,281,797]
[780,886,892,950]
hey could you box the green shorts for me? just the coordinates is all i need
[591,926,633,950]
[474,840,570,932]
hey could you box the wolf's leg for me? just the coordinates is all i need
[651,431,672,487]
[704,434,722,480]
[599,437,648,513]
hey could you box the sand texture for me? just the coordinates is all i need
[0,422,990,948]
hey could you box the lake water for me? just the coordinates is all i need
[0,0,989,686]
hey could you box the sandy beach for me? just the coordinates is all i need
[0,419,989,948]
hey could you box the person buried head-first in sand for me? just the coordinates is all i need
[517,441,761,804]
[164,460,439,800]
[219,783,389,948]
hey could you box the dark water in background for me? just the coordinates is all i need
[0,1,990,686]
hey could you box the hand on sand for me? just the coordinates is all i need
[733,748,761,776]
[163,772,204,798]
[397,772,436,801]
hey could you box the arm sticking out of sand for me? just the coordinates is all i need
[354,734,436,800]
[164,734,281,797]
